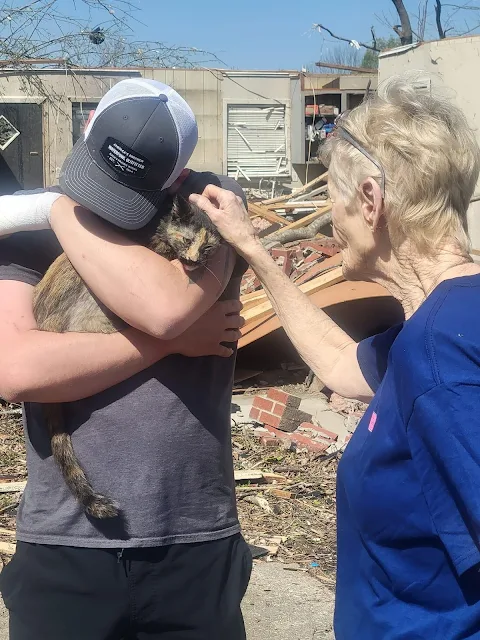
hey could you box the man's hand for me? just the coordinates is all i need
[189,185,259,257]
[170,300,244,358]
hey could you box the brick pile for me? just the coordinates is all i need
[249,389,340,453]
[240,238,340,296]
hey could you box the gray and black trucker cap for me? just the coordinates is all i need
[60,78,198,230]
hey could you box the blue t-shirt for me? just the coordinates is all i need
[336,274,480,639]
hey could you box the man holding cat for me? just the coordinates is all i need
[0,79,251,639]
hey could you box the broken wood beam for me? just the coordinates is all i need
[242,266,344,324]
[0,481,26,493]
[261,171,329,206]
[0,540,15,555]
[265,200,328,212]
[248,202,288,226]
[277,204,332,231]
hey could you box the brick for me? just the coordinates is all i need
[267,389,301,409]
[260,436,279,447]
[299,239,340,256]
[252,396,274,412]
[291,435,329,453]
[271,248,293,277]
[264,425,329,453]
[298,422,338,442]
[259,411,282,429]
[304,252,322,264]
[294,248,304,262]
[269,488,292,499]
[272,402,286,417]
[296,261,333,286]
[259,408,313,433]
[249,407,261,421]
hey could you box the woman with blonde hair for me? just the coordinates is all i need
[191,75,480,638]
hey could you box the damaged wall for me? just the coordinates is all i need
[379,36,480,250]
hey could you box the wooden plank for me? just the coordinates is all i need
[262,473,288,484]
[0,481,26,493]
[266,200,328,212]
[242,266,344,324]
[0,540,15,555]
[240,253,342,311]
[272,204,332,232]
[234,470,264,482]
[241,289,265,303]
[262,171,329,205]
[248,202,288,226]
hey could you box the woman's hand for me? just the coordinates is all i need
[189,185,259,257]
[169,299,244,358]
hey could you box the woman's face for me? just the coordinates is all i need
[329,179,378,280]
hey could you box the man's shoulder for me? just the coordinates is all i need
[181,171,247,206]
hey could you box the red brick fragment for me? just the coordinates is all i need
[295,261,333,286]
[271,248,294,277]
[264,425,329,452]
[298,422,338,442]
[272,402,286,417]
[259,436,279,447]
[267,389,301,409]
[252,397,274,412]
[249,407,261,421]
[259,411,281,429]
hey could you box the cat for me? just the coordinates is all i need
[33,193,223,519]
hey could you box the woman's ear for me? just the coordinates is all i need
[360,178,384,232]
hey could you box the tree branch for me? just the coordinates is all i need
[313,23,380,52]
[435,0,446,38]
[262,212,332,247]
[391,0,413,44]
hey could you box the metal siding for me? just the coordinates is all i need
[227,104,289,180]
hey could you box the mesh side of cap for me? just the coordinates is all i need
[161,87,198,188]
[85,78,162,137]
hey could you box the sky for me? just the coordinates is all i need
[63,0,480,71]
[121,0,480,70]
[128,0,397,70]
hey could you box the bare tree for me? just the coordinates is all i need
[0,0,220,68]
[314,0,480,60]
[391,0,413,44]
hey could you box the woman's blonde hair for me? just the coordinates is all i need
[321,72,480,253]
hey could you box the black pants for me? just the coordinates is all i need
[0,534,252,640]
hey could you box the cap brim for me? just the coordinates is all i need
[60,138,167,230]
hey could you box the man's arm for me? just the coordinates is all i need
[49,197,236,340]
[0,280,241,404]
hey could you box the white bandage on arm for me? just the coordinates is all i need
[0,191,62,236]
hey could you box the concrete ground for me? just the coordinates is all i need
[0,561,335,639]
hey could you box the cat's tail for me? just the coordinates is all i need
[45,404,119,519]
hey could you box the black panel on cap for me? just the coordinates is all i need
[86,96,179,192]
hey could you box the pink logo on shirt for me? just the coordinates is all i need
[368,412,377,432]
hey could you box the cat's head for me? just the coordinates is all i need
[160,194,223,270]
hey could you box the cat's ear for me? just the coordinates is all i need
[171,194,192,221]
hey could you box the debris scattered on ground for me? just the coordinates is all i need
[0,383,366,586]
[232,385,367,582]
[0,403,26,564]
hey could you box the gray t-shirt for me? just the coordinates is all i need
[0,172,247,548]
